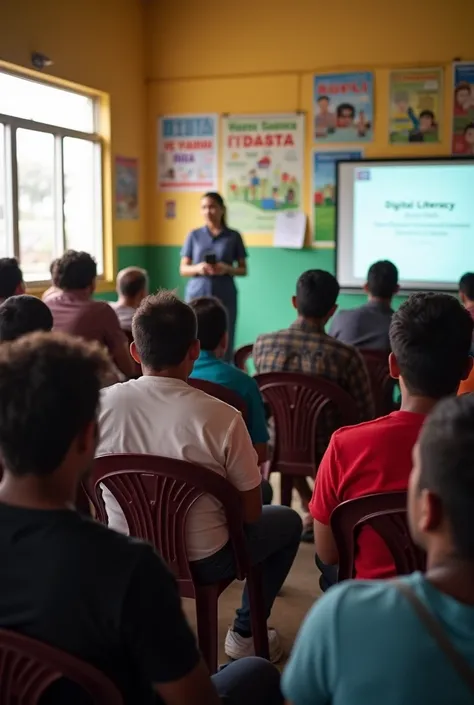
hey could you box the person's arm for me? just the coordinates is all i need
[214,259,247,276]
[347,352,375,422]
[308,436,341,566]
[180,257,214,277]
[224,414,263,524]
[102,305,136,379]
[122,545,222,705]
[254,442,268,466]
[245,378,270,466]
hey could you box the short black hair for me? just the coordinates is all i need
[459,272,474,301]
[49,258,60,287]
[389,292,473,398]
[418,394,474,559]
[0,332,110,477]
[132,291,197,371]
[337,103,355,118]
[464,122,474,135]
[0,296,53,342]
[190,296,227,351]
[317,95,330,103]
[367,260,399,298]
[419,110,435,121]
[56,250,97,290]
[0,258,23,299]
[296,270,340,319]
[117,268,148,298]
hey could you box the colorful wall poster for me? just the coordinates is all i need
[115,156,139,220]
[388,68,442,144]
[222,114,304,233]
[452,63,474,155]
[158,114,218,191]
[312,150,362,246]
[313,72,373,143]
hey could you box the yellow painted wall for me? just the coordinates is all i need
[1,0,147,256]
[145,0,473,247]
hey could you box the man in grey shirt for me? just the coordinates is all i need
[110,266,149,331]
[329,260,399,350]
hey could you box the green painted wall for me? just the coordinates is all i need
[138,245,406,348]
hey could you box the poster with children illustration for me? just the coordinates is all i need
[452,63,474,155]
[312,150,362,246]
[389,69,442,144]
[222,114,304,233]
[313,72,373,143]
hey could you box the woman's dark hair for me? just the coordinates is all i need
[202,192,227,228]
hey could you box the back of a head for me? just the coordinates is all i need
[117,267,148,299]
[132,291,197,371]
[189,296,227,351]
[367,260,399,299]
[0,258,23,300]
[459,272,474,302]
[389,292,473,398]
[0,332,110,477]
[0,295,53,342]
[56,250,97,291]
[296,270,340,319]
[418,394,474,559]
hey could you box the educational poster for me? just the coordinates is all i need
[115,156,139,220]
[222,114,304,233]
[452,63,474,155]
[157,114,218,191]
[388,68,442,144]
[313,72,373,143]
[312,150,362,246]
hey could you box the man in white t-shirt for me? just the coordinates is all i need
[96,291,302,663]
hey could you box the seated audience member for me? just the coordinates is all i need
[45,250,135,378]
[111,266,149,331]
[97,291,302,662]
[283,394,474,705]
[0,295,53,341]
[0,333,283,705]
[0,258,25,303]
[189,296,269,466]
[329,260,399,350]
[253,270,373,540]
[42,258,60,302]
[459,272,474,322]
[310,292,473,589]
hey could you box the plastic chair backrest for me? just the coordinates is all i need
[360,350,396,417]
[188,377,248,423]
[331,491,426,581]
[0,629,123,705]
[255,371,359,472]
[234,344,254,372]
[84,454,250,582]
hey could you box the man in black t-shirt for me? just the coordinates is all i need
[0,331,282,705]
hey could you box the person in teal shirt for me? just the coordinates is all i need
[283,393,474,705]
[189,296,269,468]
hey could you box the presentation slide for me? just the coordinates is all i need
[337,159,474,290]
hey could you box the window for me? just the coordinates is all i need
[0,70,103,283]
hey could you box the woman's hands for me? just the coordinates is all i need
[196,261,233,276]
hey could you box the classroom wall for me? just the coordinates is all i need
[1,0,148,291]
[145,0,474,346]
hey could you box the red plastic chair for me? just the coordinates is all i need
[233,344,254,372]
[0,629,123,704]
[83,454,269,673]
[255,372,359,506]
[330,491,426,581]
[188,377,248,423]
[360,350,397,418]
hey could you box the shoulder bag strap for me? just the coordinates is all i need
[393,579,474,693]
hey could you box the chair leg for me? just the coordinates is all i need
[194,585,219,674]
[280,474,293,507]
[246,565,270,660]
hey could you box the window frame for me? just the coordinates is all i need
[0,67,107,287]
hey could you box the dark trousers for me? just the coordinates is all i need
[315,552,338,592]
[192,506,302,633]
[212,657,283,705]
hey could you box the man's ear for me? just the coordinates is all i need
[220,331,229,355]
[389,351,400,380]
[130,340,140,364]
[291,295,298,311]
[461,356,474,382]
[76,420,98,454]
[189,339,200,362]
[363,283,369,294]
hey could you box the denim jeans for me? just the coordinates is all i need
[212,657,283,705]
[191,505,302,633]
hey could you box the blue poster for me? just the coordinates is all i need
[313,72,374,143]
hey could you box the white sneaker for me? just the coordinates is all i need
[224,628,283,663]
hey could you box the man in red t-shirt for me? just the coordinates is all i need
[309,292,474,586]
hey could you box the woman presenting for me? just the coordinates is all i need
[180,192,248,361]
